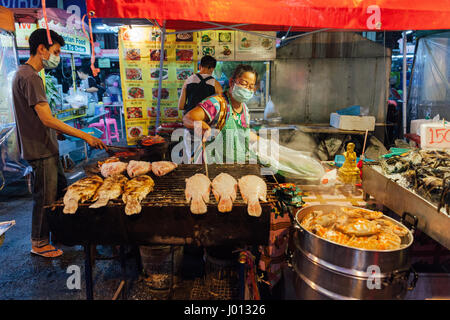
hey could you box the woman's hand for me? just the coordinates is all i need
[203,125,212,142]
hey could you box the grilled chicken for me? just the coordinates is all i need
[211,173,237,213]
[63,175,103,214]
[185,173,211,214]
[238,175,267,217]
[151,161,178,176]
[127,160,152,178]
[89,174,128,208]
[122,175,154,215]
[100,161,128,178]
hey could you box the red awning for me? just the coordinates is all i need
[86,0,450,31]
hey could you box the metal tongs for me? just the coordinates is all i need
[191,140,209,178]
[203,141,208,178]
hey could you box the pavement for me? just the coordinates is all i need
[0,149,205,300]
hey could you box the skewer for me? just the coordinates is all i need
[202,141,208,178]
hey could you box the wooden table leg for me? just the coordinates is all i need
[84,244,94,300]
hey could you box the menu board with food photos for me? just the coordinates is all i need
[119,26,197,144]
[119,27,275,144]
[197,30,276,61]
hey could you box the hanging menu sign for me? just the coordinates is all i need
[234,31,276,61]
[198,30,235,61]
[197,30,275,61]
[119,26,197,145]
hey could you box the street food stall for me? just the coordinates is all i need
[40,0,450,301]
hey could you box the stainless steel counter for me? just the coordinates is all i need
[362,165,450,250]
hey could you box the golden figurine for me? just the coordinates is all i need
[338,143,361,184]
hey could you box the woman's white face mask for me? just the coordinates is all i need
[231,83,254,103]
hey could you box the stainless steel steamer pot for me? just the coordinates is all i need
[288,205,418,300]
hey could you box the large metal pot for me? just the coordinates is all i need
[289,205,418,300]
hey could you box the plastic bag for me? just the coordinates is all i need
[65,92,88,109]
[263,95,277,120]
[250,138,325,181]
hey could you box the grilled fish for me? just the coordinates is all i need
[151,161,178,176]
[100,161,128,178]
[122,175,154,215]
[63,175,103,214]
[89,174,128,208]
[185,173,211,214]
[211,173,237,213]
[238,175,267,217]
[127,160,152,178]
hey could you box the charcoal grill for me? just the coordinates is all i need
[45,164,276,300]
[47,164,275,247]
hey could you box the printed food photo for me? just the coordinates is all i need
[128,126,143,138]
[126,68,142,81]
[176,69,194,81]
[164,107,180,118]
[152,88,169,100]
[150,49,167,61]
[125,48,141,60]
[150,68,169,80]
[126,107,143,119]
[128,87,145,99]
[176,33,194,42]
[176,49,193,61]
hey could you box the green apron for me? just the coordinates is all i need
[194,95,250,164]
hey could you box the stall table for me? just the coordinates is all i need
[45,164,275,299]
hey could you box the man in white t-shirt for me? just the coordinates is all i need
[178,55,222,116]
[178,55,222,162]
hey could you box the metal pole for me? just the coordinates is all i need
[156,21,166,129]
[203,21,277,40]
[71,53,77,92]
[166,23,250,35]
[283,28,330,42]
[402,31,408,136]
[84,244,94,300]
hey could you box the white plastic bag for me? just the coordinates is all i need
[65,92,88,109]
[250,138,325,181]
[263,95,276,120]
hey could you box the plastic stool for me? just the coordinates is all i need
[88,122,107,141]
[100,118,120,143]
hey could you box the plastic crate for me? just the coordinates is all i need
[64,127,104,142]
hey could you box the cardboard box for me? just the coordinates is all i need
[330,113,375,131]
[419,122,450,150]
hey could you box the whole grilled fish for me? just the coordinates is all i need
[89,174,128,208]
[185,173,211,214]
[211,173,237,213]
[127,160,152,178]
[100,161,128,178]
[122,175,154,215]
[63,175,104,214]
[151,161,178,176]
[238,175,267,217]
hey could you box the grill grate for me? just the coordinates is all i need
[55,164,277,208]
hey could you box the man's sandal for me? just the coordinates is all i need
[30,245,63,258]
